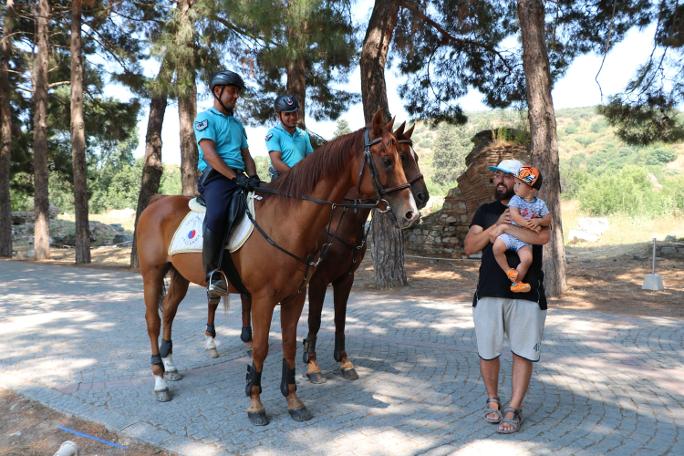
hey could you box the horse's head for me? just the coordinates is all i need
[355,111,420,229]
[394,122,430,210]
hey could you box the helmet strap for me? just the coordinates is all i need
[212,86,234,116]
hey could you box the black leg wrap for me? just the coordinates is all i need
[302,335,317,364]
[280,359,296,397]
[245,364,262,397]
[206,324,216,338]
[150,354,164,371]
[160,339,173,358]
[240,326,252,343]
[333,333,345,362]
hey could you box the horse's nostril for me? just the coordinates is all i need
[417,192,426,202]
[405,211,414,221]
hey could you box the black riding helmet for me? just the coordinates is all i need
[274,95,299,113]
[210,70,245,91]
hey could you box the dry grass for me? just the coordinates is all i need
[561,199,684,245]
[58,208,136,232]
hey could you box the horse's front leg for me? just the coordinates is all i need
[240,293,253,349]
[245,296,274,426]
[333,273,359,380]
[281,293,313,422]
[160,269,189,380]
[303,277,327,384]
[204,296,220,358]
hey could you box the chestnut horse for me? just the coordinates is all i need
[136,111,419,426]
[237,123,429,383]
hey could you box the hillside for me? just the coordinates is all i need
[409,106,684,196]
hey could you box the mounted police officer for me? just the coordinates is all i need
[265,95,314,180]
[194,69,260,298]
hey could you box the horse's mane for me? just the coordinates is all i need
[268,128,366,199]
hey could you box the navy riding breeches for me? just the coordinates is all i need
[198,170,240,234]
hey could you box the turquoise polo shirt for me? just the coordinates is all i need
[194,108,248,172]
[265,123,314,168]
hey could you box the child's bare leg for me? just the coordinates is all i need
[515,246,533,282]
[493,238,512,276]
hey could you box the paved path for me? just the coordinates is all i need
[0,259,682,455]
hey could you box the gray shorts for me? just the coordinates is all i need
[473,297,547,361]
[498,233,529,252]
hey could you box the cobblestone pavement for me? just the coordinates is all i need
[0,260,682,456]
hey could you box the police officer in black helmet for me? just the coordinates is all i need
[265,95,314,180]
[194,70,260,298]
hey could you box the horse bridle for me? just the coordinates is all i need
[357,129,411,213]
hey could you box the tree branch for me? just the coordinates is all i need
[396,0,514,72]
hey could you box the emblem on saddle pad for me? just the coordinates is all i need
[195,119,208,131]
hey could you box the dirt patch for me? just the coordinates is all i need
[0,389,173,456]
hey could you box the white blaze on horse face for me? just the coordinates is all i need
[162,354,177,372]
[154,375,168,392]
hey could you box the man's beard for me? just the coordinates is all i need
[495,186,514,201]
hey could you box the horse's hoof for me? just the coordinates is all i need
[164,370,183,381]
[341,367,359,381]
[288,406,313,422]
[306,371,326,384]
[155,389,171,402]
[207,348,219,358]
[247,410,269,426]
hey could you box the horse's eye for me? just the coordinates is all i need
[400,154,408,164]
[382,157,393,168]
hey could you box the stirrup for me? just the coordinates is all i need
[207,269,229,297]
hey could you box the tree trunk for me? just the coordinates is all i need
[286,56,307,129]
[0,0,15,258]
[360,0,398,122]
[361,0,406,288]
[286,16,307,129]
[130,57,171,269]
[70,0,90,264]
[517,0,567,297]
[32,0,50,260]
[177,0,198,196]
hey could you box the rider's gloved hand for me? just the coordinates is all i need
[233,173,249,189]
[247,175,261,189]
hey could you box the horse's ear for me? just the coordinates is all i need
[385,115,396,132]
[371,109,385,137]
[405,123,415,139]
[394,121,406,138]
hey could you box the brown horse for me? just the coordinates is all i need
[301,122,429,383]
[236,123,428,382]
[136,111,419,426]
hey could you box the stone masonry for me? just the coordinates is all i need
[406,129,530,258]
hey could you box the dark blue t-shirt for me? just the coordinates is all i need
[470,200,547,310]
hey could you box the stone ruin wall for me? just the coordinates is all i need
[404,130,530,258]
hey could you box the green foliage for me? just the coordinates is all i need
[431,126,468,186]
[333,118,351,137]
[578,165,678,216]
[253,156,271,181]
[160,165,182,195]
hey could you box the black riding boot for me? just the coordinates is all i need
[203,227,228,298]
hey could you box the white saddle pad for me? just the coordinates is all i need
[168,193,260,256]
